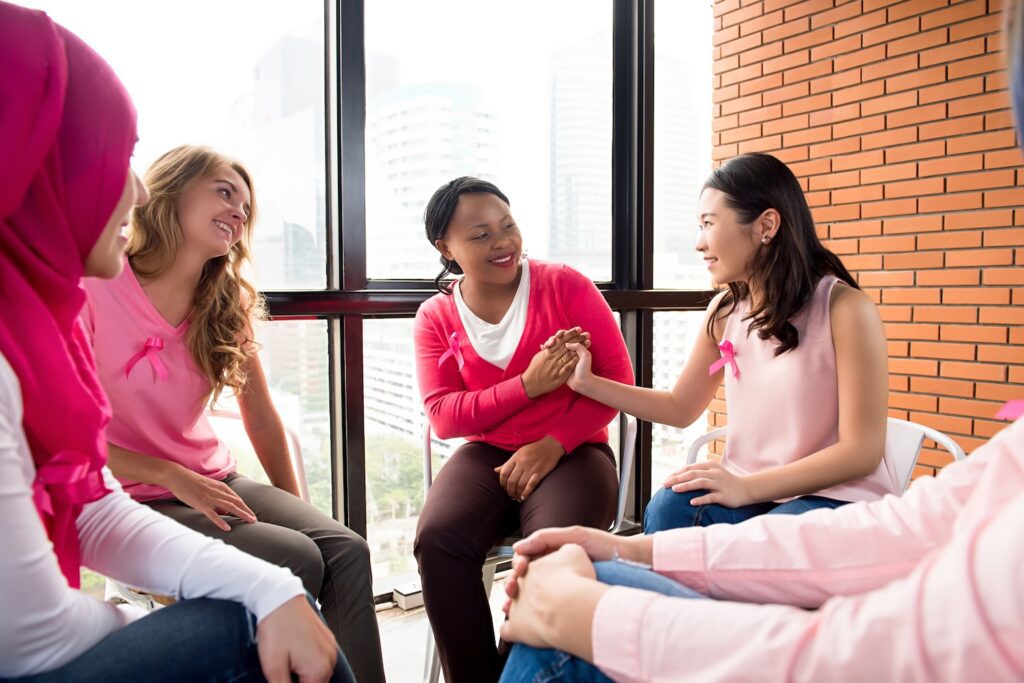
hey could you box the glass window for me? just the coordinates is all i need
[653,1,714,289]
[29,1,328,290]
[214,320,333,517]
[365,0,613,282]
[651,312,711,487]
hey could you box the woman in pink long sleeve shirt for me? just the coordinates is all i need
[496,6,1024,681]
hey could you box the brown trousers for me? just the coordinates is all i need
[414,441,618,683]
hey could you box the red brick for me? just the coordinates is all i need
[891,392,938,411]
[978,344,1024,364]
[946,170,1016,192]
[783,0,835,21]
[945,248,1015,267]
[918,231,982,250]
[764,16,812,43]
[921,0,986,30]
[859,269,914,287]
[948,53,1005,80]
[888,27,949,56]
[763,49,811,74]
[885,65,947,93]
[810,33,864,60]
[882,214,943,235]
[783,125,833,146]
[721,62,764,87]
[739,104,784,125]
[878,304,913,321]
[861,53,918,82]
[812,67,864,94]
[721,93,764,115]
[883,289,938,306]
[809,101,861,126]
[862,126,918,150]
[887,0,949,21]
[883,251,944,269]
[984,188,1024,209]
[939,397,1004,420]
[832,149,885,171]
[909,412,974,437]
[763,113,811,135]
[948,91,1012,117]
[862,197,917,218]
[884,177,945,199]
[918,76,984,105]
[983,148,1024,169]
[940,361,1004,382]
[714,0,741,17]
[740,10,786,37]
[976,382,1024,403]
[810,137,861,156]
[762,81,810,105]
[814,203,862,222]
[910,376,975,398]
[949,13,1002,41]
[941,324,1009,344]
[834,8,887,39]
[739,40,786,66]
[836,112,890,138]
[721,1,765,28]
[784,26,835,53]
[833,79,884,106]
[890,358,939,375]
[983,229,1024,247]
[738,135,783,153]
[788,157,832,177]
[985,110,1014,131]
[810,1,863,28]
[917,270,981,286]
[782,92,833,116]
[980,307,1024,324]
[783,60,834,84]
[831,219,883,238]
[832,185,884,204]
[714,24,741,47]
[863,16,919,46]
[918,115,984,141]
[861,90,919,116]
[885,140,945,163]
[914,306,977,323]
[919,154,983,176]
[835,43,887,71]
[945,210,1014,231]
[920,37,986,67]
[861,162,917,184]
[721,123,766,144]
[943,287,1011,305]
[720,31,763,58]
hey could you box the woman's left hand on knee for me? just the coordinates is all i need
[665,461,754,507]
[494,436,565,501]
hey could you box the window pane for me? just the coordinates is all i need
[31,1,328,290]
[363,319,465,590]
[651,312,710,486]
[365,0,613,282]
[653,1,714,289]
[213,320,333,518]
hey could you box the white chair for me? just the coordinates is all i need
[421,415,638,683]
[105,410,310,610]
[684,416,966,492]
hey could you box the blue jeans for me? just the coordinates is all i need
[3,597,355,683]
[499,560,705,683]
[644,487,848,533]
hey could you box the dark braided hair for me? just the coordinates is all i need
[424,176,510,294]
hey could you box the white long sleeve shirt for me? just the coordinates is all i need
[0,352,304,677]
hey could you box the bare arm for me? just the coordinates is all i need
[237,352,301,498]
[570,292,727,429]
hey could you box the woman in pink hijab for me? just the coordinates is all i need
[0,3,352,681]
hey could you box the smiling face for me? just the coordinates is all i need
[175,165,252,260]
[434,191,523,289]
[84,169,150,278]
[696,187,778,286]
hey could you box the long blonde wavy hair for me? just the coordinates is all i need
[127,145,265,406]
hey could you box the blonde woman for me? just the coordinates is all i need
[81,145,385,683]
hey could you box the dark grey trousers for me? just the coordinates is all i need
[146,473,385,683]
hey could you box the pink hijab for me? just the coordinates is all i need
[0,2,137,587]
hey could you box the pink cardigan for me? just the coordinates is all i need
[414,260,634,453]
[593,416,1024,681]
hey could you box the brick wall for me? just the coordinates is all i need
[710,0,1023,474]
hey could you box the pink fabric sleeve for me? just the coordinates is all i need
[545,266,635,453]
[593,495,1024,682]
[414,306,533,439]
[650,435,996,608]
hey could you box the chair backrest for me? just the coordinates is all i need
[684,417,966,493]
[207,408,310,503]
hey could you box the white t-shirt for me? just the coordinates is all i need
[453,258,530,370]
[0,351,304,677]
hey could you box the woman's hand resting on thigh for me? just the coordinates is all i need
[162,464,257,531]
[662,460,755,507]
[494,436,565,501]
[258,595,338,683]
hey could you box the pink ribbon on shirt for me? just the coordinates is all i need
[708,340,740,379]
[124,336,169,380]
[437,332,465,370]
[995,400,1024,420]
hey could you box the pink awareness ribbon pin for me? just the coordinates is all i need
[708,340,740,379]
[437,331,465,370]
[124,336,169,380]
[995,400,1024,420]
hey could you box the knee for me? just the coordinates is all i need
[643,487,700,533]
[282,533,326,596]
[414,517,471,571]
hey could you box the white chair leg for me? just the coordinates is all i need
[423,625,441,683]
[482,562,498,597]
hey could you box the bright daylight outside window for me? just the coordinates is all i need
[30,1,331,594]
[365,0,614,283]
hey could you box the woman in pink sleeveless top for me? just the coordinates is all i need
[567,152,896,531]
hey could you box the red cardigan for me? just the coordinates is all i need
[414,260,634,453]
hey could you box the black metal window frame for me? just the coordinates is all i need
[262,0,715,537]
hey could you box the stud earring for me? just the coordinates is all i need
[761,235,770,244]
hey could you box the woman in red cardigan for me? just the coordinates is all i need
[413,176,634,683]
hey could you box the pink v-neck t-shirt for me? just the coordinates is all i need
[81,261,234,502]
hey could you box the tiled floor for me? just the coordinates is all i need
[377,576,509,683]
